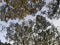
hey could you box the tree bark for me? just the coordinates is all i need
[22,39,25,45]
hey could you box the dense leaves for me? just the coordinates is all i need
[0,0,60,45]
[0,41,11,45]
[6,15,60,45]
[0,0,45,21]
[47,0,60,19]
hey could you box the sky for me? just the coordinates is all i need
[0,0,60,43]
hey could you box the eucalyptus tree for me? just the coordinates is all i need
[32,15,60,45]
[6,19,35,45]
[2,0,60,45]
[46,0,60,19]
[0,0,45,21]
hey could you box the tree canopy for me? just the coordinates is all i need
[0,0,60,45]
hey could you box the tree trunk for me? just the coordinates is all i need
[34,39,37,45]
[22,39,25,45]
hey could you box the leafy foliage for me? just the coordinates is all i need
[0,0,45,21]
[6,15,60,45]
[1,0,60,45]
[0,41,11,45]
